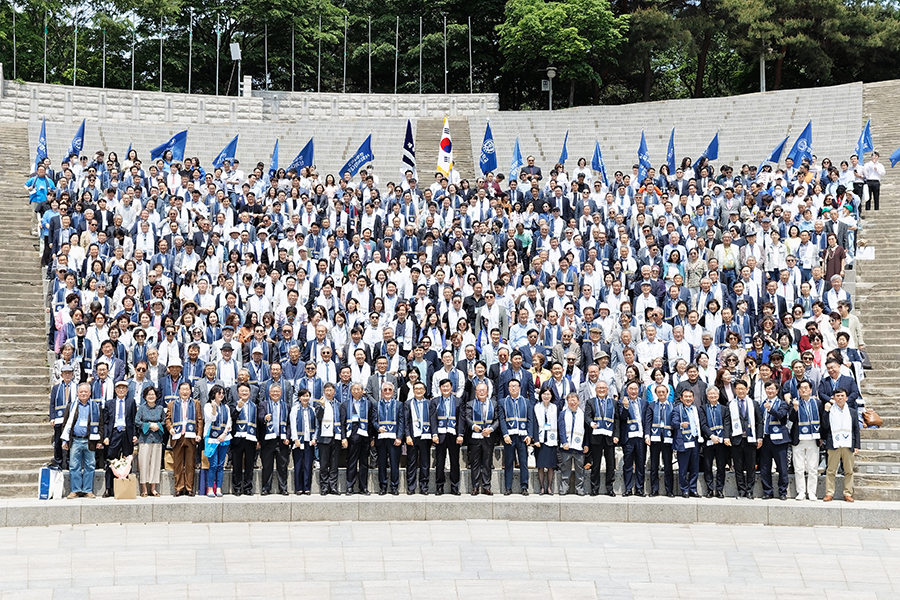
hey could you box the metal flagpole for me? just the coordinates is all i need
[419,16,422,94]
[265,23,269,90]
[342,15,347,93]
[12,4,15,80]
[72,14,77,86]
[215,12,220,95]
[131,18,135,91]
[394,16,398,94]
[368,16,371,94]
[291,25,295,92]
[188,8,193,93]
[43,9,47,83]
[317,16,321,93]
[443,16,447,94]
[102,28,106,88]
[159,15,163,91]
[468,17,473,93]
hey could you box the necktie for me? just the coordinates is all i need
[101,381,106,399]
[117,399,124,423]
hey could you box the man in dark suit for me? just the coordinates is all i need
[518,329,547,370]
[497,350,536,402]
[343,382,376,495]
[724,380,764,499]
[817,358,861,410]
[540,361,578,410]
[580,326,610,373]
[95,341,128,383]
[487,346,511,392]
[102,381,137,497]
[523,156,543,181]
[761,279,788,321]
[464,381,499,495]
[619,380,647,496]
[429,378,464,495]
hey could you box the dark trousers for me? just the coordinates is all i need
[648,441,674,495]
[292,444,314,492]
[231,437,257,494]
[760,439,789,496]
[677,446,700,494]
[853,181,865,201]
[318,440,340,493]
[260,438,290,493]
[469,438,495,491]
[346,438,371,492]
[53,423,68,469]
[434,437,461,492]
[406,438,431,493]
[589,435,616,493]
[866,179,881,210]
[503,436,528,491]
[731,438,758,495]
[376,438,401,491]
[704,443,728,492]
[104,429,131,493]
[622,438,646,492]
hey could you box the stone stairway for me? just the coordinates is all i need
[414,117,475,181]
[0,121,51,497]
[850,81,900,500]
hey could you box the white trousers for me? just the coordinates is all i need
[793,439,819,498]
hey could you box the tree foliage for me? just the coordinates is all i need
[0,0,897,107]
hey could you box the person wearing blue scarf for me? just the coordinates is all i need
[466,381,499,496]
[700,387,728,498]
[428,378,464,496]
[498,379,534,496]
[789,380,823,501]
[259,385,291,495]
[375,382,405,495]
[586,381,619,497]
[760,381,791,500]
[643,384,675,497]
[404,382,434,495]
[672,389,704,497]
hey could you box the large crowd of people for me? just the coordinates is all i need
[26,139,878,502]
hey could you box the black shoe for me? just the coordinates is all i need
[623,490,633,497]
[715,491,724,499]
[320,490,328,496]
[295,491,303,496]
[261,490,270,496]
[379,488,387,496]
[521,489,528,496]
[635,490,645,497]
[391,489,399,496]
[407,489,417,496]
[779,494,787,501]
[233,490,242,497]
[706,491,714,498]
[471,488,480,496]
[745,491,754,499]
[503,489,511,496]
[304,491,311,496]
[689,492,700,498]
[649,491,659,497]
[420,489,429,496]
[435,488,444,496]
[482,489,493,496]
[763,494,773,500]
[188,490,196,497]
[590,491,599,497]
[682,493,690,498]
[346,489,355,496]
[607,490,616,497]
[451,490,461,496]
[280,490,289,496]
[103,490,113,498]
[667,492,675,498]
[361,489,371,496]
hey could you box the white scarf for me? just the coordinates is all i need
[534,402,558,446]
[729,397,757,442]
[563,408,585,451]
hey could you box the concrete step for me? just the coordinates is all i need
[0,446,54,461]
[856,449,900,463]
[0,411,46,424]
[0,421,51,436]
[861,427,900,440]
[0,432,51,447]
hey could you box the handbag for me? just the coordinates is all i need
[203,435,219,458]
[861,350,873,370]
[863,408,883,428]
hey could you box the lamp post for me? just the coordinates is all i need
[546,66,556,111]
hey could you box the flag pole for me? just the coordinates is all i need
[159,15,163,92]
[368,16,372,94]
[291,24,295,92]
[265,23,269,91]
[342,15,347,93]
[317,16,322,93]
[43,9,47,84]
[215,12,220,95]
[102,27,106,88]
[72,12,77,87]
[419,16,422,94]
[468,16,472,94]
[443,15,447,94]
[188,8,193,93]
[12,3,15,81]
[394,16,399,95]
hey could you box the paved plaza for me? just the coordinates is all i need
[0,520,897,599]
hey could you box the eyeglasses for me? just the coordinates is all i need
[136,367,147,372]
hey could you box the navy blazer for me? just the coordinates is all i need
[103,396,137,450]
[497,368,536,403]
[518,344,547,369]
[670,402,707,452]
[428,394,464,443]
[817,374,860,411]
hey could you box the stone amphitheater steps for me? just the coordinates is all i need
[414,117,475,182]
[0,121,52,498]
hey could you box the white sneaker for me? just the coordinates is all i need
[808,496,817,501]
[795,494,805,501]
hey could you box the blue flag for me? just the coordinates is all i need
[856,119,873,161]
[758,135,789,172]
[125,142,132,162]
[268,139,279,180]
[510,137,524,182]
[479,122,497,175]
[559,130,569,164]
[401,119,416,177]
[591,141,608,187]
[699,132,719,162]
[66,119,85,162]
[34,119,47,172]
[339,135,372,177]
[212,134,239,169]
[150,130,188,163]
[666,127,676,175]
[288,138,315,174]
[637,131,651,183]
[890,145,900,168]
[786,121,813,164]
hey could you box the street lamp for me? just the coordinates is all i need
[546,66,556,111]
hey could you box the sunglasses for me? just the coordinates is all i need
[136,367,147,372]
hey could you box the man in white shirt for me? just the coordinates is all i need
[823,388,859,502]
[864,151,885,211]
